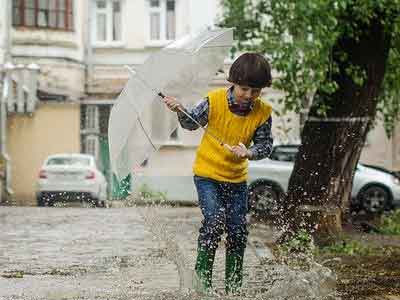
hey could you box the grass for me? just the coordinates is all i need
[379,209,400,235]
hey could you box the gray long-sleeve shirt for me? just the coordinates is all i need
[177,87,273,160]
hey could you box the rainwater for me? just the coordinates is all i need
[125,192,339,300]
[0,202,338,300]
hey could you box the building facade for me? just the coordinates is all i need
[0,0,223,204]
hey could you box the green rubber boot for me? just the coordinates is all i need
[225,248,245,295]
[194,246,216,294]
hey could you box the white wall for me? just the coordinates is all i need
[189,0,221,32]
[87,0,225,95]
[0,0,8,63]
[91,0,220,66]
[360,122,395,169]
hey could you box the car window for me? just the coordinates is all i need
[47,157,91,166]
[270,146,299,162]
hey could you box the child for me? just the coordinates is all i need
[163,52,274,294]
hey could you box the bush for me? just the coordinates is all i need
[138,184,168,203]
[379,210,400,235]
[279,229,315,255]
[319,240,373,256]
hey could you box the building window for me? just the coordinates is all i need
[81,105,100,161]
[85,105,99,131]
[94,0,122,44]
[12,0,74,31]
[85,135,99,159]
[149,0,175,42]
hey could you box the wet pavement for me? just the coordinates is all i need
[0,205,280,300]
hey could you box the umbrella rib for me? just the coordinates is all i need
[123,67,158,151]
[136,116,158,151]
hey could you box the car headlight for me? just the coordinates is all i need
[392,176,400,185]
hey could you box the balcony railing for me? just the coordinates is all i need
[1,62,40,114]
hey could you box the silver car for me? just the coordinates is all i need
[248,145,400,215]
[36,153,108,207]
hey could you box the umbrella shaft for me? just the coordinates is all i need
[177,107,231,150]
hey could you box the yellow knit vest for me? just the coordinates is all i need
[193,88,272,182]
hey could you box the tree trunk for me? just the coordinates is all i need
[281,14,392,245]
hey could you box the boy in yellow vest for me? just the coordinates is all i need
[163,53,273,294]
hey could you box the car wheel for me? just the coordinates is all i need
[359,185,390,214]
[87,197,97,207]
[37,196,45,207]
[248,183,280,216]
[38,196,54,207]
[95,199,105,208]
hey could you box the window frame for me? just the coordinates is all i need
[85,135,99,161]
[146,0,177,47]
[92,0,124,47]
[12,0,74,31]
[85,105,99,132]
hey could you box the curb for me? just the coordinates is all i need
[106,199,197,208]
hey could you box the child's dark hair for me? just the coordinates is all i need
[228,53,272,88]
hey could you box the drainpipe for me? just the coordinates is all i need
[26,63,40,113]
[84,1,113,201]
[1,68,14,196]
[84,1,94,86]
[0,0,14,198]
[3,0,12,63]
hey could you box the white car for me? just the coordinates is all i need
[248,145,400,216]
[36,153,108,207]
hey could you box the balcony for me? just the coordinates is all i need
[1,63,40,114]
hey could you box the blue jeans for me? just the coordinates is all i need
[194,175,248,254]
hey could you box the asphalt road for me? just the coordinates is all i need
[0,205,336,300]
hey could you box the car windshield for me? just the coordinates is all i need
[47,157,91,166]
[270,146,299,162]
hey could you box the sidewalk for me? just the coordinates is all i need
[106,198,197,208]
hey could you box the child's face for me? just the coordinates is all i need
[233,84,262,103]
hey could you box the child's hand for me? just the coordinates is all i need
[163,96,184,112]
[230,143,252,159]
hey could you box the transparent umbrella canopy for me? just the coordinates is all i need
[108,28,234,181]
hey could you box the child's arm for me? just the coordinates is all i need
[247,116,274,160]
[247,117,274,160]
[230,143,253,158]
[230,117,273,159]
[163,96,209,130]
[163,96,184,112]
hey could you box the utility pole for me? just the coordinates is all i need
[0,0,14,199]
[3,0,12,63]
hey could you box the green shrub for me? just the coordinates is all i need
[319,240,374,256]
[279,229,315,255]
[379,210,400,235]
[138,184,168,203]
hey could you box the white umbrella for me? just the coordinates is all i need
[108,28,234,181]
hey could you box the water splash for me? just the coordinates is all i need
[122,192,338,300]
[124,192,197,291]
